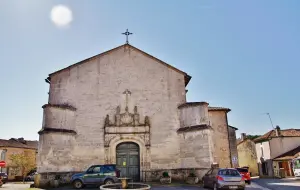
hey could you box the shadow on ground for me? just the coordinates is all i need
[252,178,300,190]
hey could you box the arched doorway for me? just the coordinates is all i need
[116,142,140,181]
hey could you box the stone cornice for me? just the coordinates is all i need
[38,127,77,135]
[42,103,76,111]
[177,124,211,133]
[178,102,209,109]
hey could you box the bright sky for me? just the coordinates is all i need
[0,0,299,140]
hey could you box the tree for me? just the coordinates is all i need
[246,135,261,140]
[9,152,36,183]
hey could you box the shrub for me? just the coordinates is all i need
[54,175,60,180]
[188,172,196,177]
[162,171,169,178]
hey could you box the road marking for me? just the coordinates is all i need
[268,182,300,187]
[251,182,272,190]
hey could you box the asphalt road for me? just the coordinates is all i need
[0,178,299,190]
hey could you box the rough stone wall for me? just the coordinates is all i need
[237,140,259,176]
[228,126,238,167]
[38,45,187,173]
[179,129,213,169]
[209,111,231,168]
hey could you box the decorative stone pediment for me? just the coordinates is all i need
[104,89,151,148]
[104,105,150,127]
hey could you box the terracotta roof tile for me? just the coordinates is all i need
[254,128,300,143]
[0,138,38,149]
[208,106,231,112]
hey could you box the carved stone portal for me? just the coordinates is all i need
[104,90,151,148]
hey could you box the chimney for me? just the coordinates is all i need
[241,133,247,141]
[199,102,209,125]
[275,126,281,137]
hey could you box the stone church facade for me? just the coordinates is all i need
[37,44,237,184]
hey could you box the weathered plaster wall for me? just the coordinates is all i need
[269,137,300,159]
[237,140,259,176]
[179,129,214,169]
[42,107,75,130]
[209,111,231,168]
[179,103,209,127]
[256,141,271,162]
[255,141,273,177]
[38,45,187,173]
[228,126,238,168]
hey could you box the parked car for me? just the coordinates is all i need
[0,173,8,184]
[202,168,245,190]
[236,167,251,184]
[25,172,38,181]
[71,164,120,189]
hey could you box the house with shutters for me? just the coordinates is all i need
[254,126,300,177]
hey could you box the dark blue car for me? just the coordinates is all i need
[0,173,8,184]
[71,164,120,189]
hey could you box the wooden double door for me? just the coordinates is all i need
[116,142,140,181]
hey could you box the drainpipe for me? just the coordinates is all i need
[225,112,232,167]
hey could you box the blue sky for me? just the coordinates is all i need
[0,0,299,140]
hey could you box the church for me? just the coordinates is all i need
[37,39,238,184]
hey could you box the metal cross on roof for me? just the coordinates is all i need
[122,29,133,44]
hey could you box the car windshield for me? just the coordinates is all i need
[293,159,300,169]
[236,168,248,173]
[219,169,240,176]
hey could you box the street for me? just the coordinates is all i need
[0,178,299,190]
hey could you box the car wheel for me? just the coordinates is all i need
[73,179,83,189]
[203,180,207,188]
[104,179,114,185]
[213,183,219,190]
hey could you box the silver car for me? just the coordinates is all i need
[202,168,245,190]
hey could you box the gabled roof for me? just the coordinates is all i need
[254,128,300,143]
[48,44,191,86]
[273,146,300,161]
[0,138,38,150]
[228,125,238,130]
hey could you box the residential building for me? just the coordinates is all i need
[237,133,259,176]
[254,126,300,177]
[273,145,300,177]
[0,138,38,180]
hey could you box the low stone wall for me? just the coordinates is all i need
[35,171,82,188]
[36,168,210,188]
[142,168,209,182]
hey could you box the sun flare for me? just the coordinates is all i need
[50,5,73,27]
